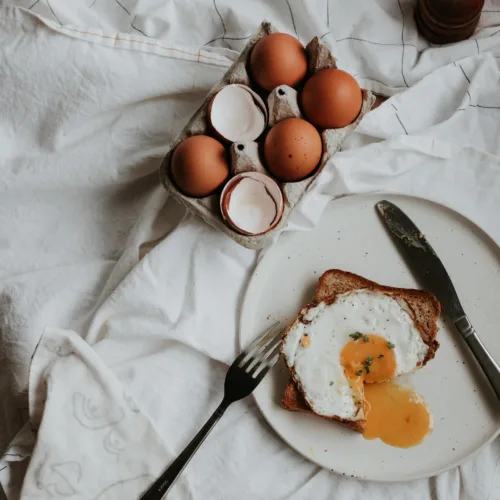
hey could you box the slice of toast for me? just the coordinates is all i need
[281,269,441,432]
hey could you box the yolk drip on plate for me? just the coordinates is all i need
[363,381,431,448]
[341,334,432,448]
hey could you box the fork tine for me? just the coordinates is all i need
[250,342,282,377]
[250,321,280,350]
[237,322,281,367]
[253,351,281,381]
[244,332,282,372]
[233,321,279,367]
[241,327,284,370]
[244,321,279,351]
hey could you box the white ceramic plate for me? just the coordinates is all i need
[239,194,500,482]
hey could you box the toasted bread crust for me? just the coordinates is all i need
[281,269,441,433]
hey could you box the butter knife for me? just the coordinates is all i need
[376,200,500,400]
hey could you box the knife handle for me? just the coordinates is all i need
[455,315,500,400]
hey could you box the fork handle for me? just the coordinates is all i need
[140,399,230,500]
[455,315,500,400]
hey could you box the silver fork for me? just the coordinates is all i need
[139,322,284,500]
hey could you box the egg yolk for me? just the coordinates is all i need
[363,381,431,448]
[340,334,397,387]
[340,334,431,448]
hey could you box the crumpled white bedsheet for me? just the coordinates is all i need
[1,2,500,499]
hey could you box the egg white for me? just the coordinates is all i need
[281,289,429,419]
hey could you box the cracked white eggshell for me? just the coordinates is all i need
[209,84,268,143]
[220,172,283,235]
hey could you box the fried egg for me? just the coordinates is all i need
[282,289,433,448]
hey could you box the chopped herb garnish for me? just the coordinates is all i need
[349,332,370,343]
[330,381,334,386]
[363,356,374,374]
[387,341,395,350]
[378,354,384,359]
[355,370,363,376]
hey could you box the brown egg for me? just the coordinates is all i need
[171,135,229,197]
[301,69,362,129]
[249,33,308,92]
[264,118,322,182]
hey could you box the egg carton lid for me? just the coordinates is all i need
[159,21,374,250]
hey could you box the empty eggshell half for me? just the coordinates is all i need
[220,172,283,236]
[209,84,267,142]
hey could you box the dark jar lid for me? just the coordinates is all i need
[415,0,484,44]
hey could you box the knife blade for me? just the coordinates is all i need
[376,199,500,400]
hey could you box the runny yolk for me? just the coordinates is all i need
[340,333,397,386]
[363,381,431,448]
[340,334,431,448]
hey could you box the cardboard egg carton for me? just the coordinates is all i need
[159,22,375,249]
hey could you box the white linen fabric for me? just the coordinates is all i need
[0,2,500,499]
